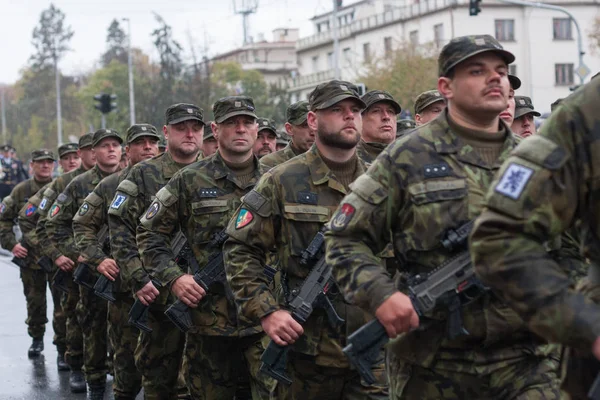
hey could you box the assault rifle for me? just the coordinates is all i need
[11,240,53,273]
[74,226,109,291]
[342,221,488,385]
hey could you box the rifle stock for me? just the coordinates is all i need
[94,275,116,302]
[73,262,97,290]
[52,269,70,293]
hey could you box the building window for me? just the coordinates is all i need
[434,24,444,48]
[409,30,419,46]
[312,55,319,73]
[384,37,393,56]
[495,19,515,41]
[553,18,572,40]
[343,47,351,66]
[327,52,334,69]
[555,63,574,85]
[363,42,371,63]
[509,64,517,76]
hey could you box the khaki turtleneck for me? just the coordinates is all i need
[447,115,507,166]
[224,155,256,187]
[318,149,359,190]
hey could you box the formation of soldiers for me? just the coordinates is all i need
[1,32,598,400]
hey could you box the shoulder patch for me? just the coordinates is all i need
[43,188,56,200]
[110,194,127,210]
[243,190,267,212]
[494,163,534,200]
[56,193,68,203]
[85,191,103,207]
[330,203,356,231]
[155,187,177,207]
[25,203,37,217]
[117,179,139,197]
[235,208,254,229]
[145,202,160,220]
[350,174,388,205]
[512,135,569,170]
[39,197,48,210]
[0,203,6,214]
[78,203,90,216]
[50,204,60,218]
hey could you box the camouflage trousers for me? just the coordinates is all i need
[20,267,66,350]
[386,346,563,399]
[274,352,388,400]
[77,285,108,385]
[134,301,186,400]
[108,292,141,399]
[184,332,275,399]
[61,274,83,369]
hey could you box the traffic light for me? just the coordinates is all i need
[469,0,481,16]
[93,93,117,114]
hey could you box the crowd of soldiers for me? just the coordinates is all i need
[0,32,597,400]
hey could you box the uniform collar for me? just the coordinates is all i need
[306,144,366,195]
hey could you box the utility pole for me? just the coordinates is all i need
[332,0,341,79]
[233,0,259,45]
[123,18,136,125]
[54,37,63,146]
[0,87,6,144]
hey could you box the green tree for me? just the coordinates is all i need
[29,3,74,70]
[151,13,183,114]
[102,19,128,66]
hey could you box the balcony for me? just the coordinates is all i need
[288,70,335,91]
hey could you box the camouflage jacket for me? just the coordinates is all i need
[137,152,263,336]
[108,151,197,298]
[470,77,600,352]
[224,145,370,367]
[323,111,551,368]
[0,178,51,267]
[73,167,130,292]
[46,165,114,263]
[35,166,88,262]
[259,142,301,171]
[356,140,388,164]
[17,182,51,255]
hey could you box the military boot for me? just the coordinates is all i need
[86,383,105,400]
[69,369,86,393]
[27,338,44,358]
[56,350,69,371]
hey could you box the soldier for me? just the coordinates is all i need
[73,124,160,400]
[137,96,274,399]
[395,119,416,137]
[324,35,562,399]
[17,142,81,371]
[0,144,29,200]
[201,122,218,157]
[224,80,388,399]
[511,95,540,138]
[0,149,54,357]
[414,90,446,126]
[356,90,401,163]
[46,129,122,398]
[158,138,167,154]
[252,118,277,159]
[108,103,203,400]
[276,133,288,151]
[469,76,600,400]
[35,133,95,392]
[260,100,315,170]
[499,75,520,126]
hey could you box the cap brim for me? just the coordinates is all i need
[127,132,161,144]
[93,134,124,147]
[168,115,204,125]
[416,98,445,115]
[508,75,521,90]
[59,149,78,157]
[32,156,55,161]
[288,115,308,125]
[443,48,515,76]
[215,111,257,124]
[258,127,277,135]
[316,94,367,110]
[364,99,402,114]
[514,108,541,119]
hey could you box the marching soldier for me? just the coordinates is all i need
[356,90,401,163]
[414,90,446,126]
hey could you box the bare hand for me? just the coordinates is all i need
[77,255,85,263]
[97,259,119,280]
[375,291,420,339]
[136,281,160,306]
[261,310,304,346]
[12,243,28,258]
[592,337,600,361]
[55,255,75,272]
[171,274,206,307]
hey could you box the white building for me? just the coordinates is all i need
[290,0,600,113]
[211,28,299,87]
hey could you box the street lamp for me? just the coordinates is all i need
[122,17,136,125]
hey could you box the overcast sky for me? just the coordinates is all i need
[1,0,353,85]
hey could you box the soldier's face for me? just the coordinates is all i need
[285,121,315,153]
[499,89,515,125]
[164,120,203,158]
[31,159,54,180]
[511,113,536,138]
[78,147,96,170]
[416,101,446,126]
[253,130,277,158]
[59,152,81,173]
[93,138,122,169]
[126,136,159,165]
[309,99,362,150]
[201,137,218,158]
[361,102,397,144]
[213,116,258,156]
[439,53,509,119]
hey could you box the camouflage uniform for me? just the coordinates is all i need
[224,80,388,400]
[108,103,203,400]
[47,129,123,389]
[0,144,29,200]
[137,137,274,399]
[470,71,600,399]
[0,150,53,343]
[324,36,562,400]
[414,90,445,117]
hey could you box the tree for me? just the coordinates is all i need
[29,4,74,70]
[102,19,128,66]
[151,13,183,113]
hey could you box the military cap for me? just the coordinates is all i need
[550,98,563,112]
[257,118,277,135]
[204,122,214,140]
[438,34,515,77]
[361,90,402,114]
[58,142,79,158]
[286,101,310,125]
[308,80,367,111]
[414,90,445,115]
[396,119,416,136]
[165,103,204,125]
[212,96,257,124]
[126,123,161,144]
[277,132,290,146]
[0,144,12,152]
[514,96,541,119]
[31,149,56,162]
[508,74,521,90]
[79,132,94,149]
[92,128,123,147]
[158,139,167,150]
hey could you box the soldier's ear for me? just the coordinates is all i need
[307,111,318,133]
[438,77,453,101]
[212,122,219,140]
